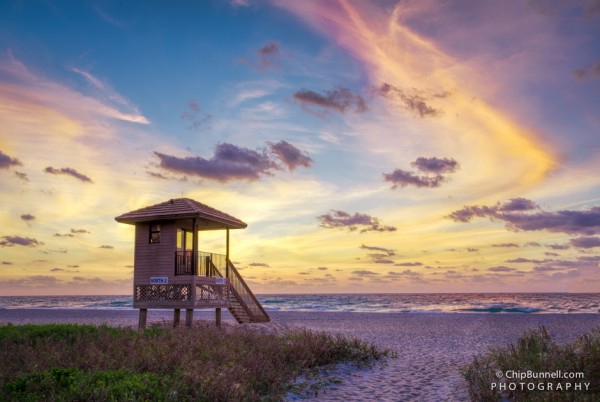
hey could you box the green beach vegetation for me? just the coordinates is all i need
[463,326,600,401]
[0,323,392,401]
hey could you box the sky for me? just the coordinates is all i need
[1,0,600,295]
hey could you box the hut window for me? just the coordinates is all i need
[149,224,161,244]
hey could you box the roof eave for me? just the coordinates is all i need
[114,214,247,229]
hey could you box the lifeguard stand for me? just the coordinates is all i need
[115,198,269,328]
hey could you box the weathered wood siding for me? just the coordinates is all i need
[133,221,176,283]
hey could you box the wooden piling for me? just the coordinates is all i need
[138,308,147,329]
[185,309,194,327]
[216,308,221,327]
[173,309,180,327]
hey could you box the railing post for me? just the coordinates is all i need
[226,228,230,279]
[192,218,198,275]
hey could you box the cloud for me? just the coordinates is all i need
[547,243,570,250]
[352,270,379,277]
[265,278,297,287]
[293,87,367,116]
[449,198,600,235]
[268,141,313,171]
[14,171,28,181]
[411,157,459,174]
[181,99,213,132]
[0,275,60,287]
[574,60,600,79]
[249,262,270,267]
[154,143,276,183]
[0,150,22,169]
[51,267,79,273]
[360,244,395,256]
[71,229,91,234]
[387,269,422,278]
[373,258,394,264]
[492,243,520,248]
[395,262,423,266]
[2,261,13,265]
[20,214,35,221]
[44,166,93,183]
[70,67,149,124]
[383,169,445,188]
[231,0,250,7]
[239,41,281,70]
[317,267,328,270]
[505,258,551,264]
[488,266,516,272]
[526,241,542,247]
[99,245,114,249]
[257,41,280,70]
[54,233,75,237]
[384,156,459,189]
[0,236,42,247]
[376,83,441,117]
[570,236,600,249]
[317,210,397,233]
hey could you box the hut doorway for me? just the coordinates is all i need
[176,228,194,275]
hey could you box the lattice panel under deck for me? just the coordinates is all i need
[195,284,228,305]
[135,284,191,302]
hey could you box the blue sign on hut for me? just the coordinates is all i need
[115,198,269,328]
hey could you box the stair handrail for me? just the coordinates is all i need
[207,259,254,320]
[226,259,270,322]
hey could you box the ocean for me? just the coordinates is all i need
[0,293,598,314]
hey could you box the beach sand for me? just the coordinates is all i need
[1,309,599,401]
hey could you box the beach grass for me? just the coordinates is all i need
[463,326,600,401]
[0,323,392,401]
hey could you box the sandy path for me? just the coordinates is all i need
[1,309,599,401]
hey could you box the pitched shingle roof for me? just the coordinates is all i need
[115,198,247,229]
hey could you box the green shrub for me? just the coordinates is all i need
[0,323,392,401]
[463,326,600,401]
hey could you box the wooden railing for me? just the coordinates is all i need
[226,259,270,322]
[175,251,269,323]
[175,251,227,276]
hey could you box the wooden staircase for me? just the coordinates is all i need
[210,259,269,324]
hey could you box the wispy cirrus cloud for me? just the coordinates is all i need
[70,66,149,124]
[317,210,396,233]
[275,0,557,199]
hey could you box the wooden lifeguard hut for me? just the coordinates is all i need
[115,198,269,328]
